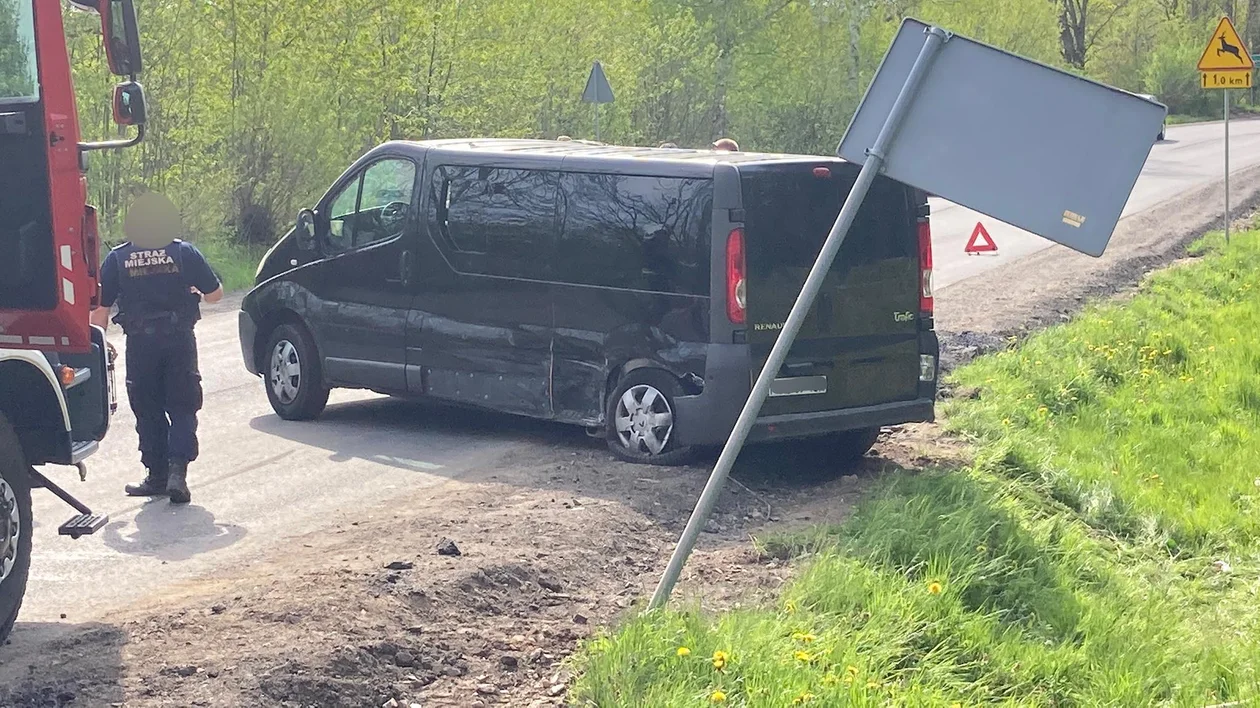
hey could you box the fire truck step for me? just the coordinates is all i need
[58,514,109,539]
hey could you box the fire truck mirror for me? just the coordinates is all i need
[296,210,317,251]
[112,82,146,126]
[100,0,143,77]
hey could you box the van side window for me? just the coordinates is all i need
[429,166,557,279]
[556,173,712,295]
[325,175,362,254]
[355,159,417,247]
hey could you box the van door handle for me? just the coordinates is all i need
[399,249,414,287]
[386,250,413,285]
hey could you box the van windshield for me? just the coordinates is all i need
[0,0,39,103]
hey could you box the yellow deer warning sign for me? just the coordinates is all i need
[1198,17,1253,71]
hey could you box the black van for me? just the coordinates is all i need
[239,140,939,466]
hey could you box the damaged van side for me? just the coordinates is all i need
[239,139,939,467]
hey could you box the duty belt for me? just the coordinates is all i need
[116,311,191,336]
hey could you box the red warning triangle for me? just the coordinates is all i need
[965,222,997,254]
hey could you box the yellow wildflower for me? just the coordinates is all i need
[793,650,813,663]
[928,580,943,595]
[793,693,816,705]
[676,647,691,657]
[710,690,727,703]
[791,632,816,643]
[712,650,730,671]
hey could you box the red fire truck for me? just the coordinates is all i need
[0,0,146,642]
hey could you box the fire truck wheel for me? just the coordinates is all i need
[0,413,33,645]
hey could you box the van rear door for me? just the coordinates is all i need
[740,161,921,417]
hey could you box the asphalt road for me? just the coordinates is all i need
[11,118,1259,642]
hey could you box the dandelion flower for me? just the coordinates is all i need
[846,665,859,676]
[928,580,943,595]
[791,632,816,643]
[712,650,730,671]
[866,680,880,689]
[793,693,815,705]
[676,647,691,657]
[794,650,813,663]
[710,690,727,703]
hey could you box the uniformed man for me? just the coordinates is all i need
[89,193,223,504]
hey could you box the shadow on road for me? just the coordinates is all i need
[247,395,899,523]
[0,621,125,706]
[101,499,247,561]
[249,395,591,473]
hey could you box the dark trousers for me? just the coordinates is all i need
[125,328,204,473]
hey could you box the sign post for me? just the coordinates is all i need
[646,18,1165,612]
[581,61,615,142]
[1197,16,1253,244]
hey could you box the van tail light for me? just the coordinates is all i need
[726,228,746,324]
[918,218,933,315]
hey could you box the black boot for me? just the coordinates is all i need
[167,460,191,505]
[125,468,169,497]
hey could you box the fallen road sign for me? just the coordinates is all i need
[649,18,1164,613]
[838,18,1165,257]
[965,222,997,254]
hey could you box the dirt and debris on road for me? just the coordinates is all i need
[0,428,966,708]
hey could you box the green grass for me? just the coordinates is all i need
[1167,103,1260,125]
[188,236,266,293]
[571,233,1260,706]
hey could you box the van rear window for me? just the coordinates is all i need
[741,167,913,270]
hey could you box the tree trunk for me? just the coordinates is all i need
[1058,0,1089,70]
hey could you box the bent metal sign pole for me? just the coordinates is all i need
[646,25,952,611]
[648,19,1165,611]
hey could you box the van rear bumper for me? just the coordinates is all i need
[671,343,936,447]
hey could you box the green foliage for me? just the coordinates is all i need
[572,233,1260,704]
[60,0,1248,254]
[0,0,36,98]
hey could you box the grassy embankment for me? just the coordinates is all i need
[572,232,1260,706]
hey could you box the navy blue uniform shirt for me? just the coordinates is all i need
[100,240,221,328]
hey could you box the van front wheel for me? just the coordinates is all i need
[606,370,694,466]
[264,323,330,421]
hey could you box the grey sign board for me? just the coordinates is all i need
[838,19,1166,257]
[582,61,615,104]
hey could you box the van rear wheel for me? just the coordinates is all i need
[0,413,33,645]
[264,323,330,421]
[827,427,881,464]
[606,370,694,466]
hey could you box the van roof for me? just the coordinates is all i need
[389,138,843,172]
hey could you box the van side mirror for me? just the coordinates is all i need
[112,81,146,126]
[100,0,143,77]
[296,209,317,251]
